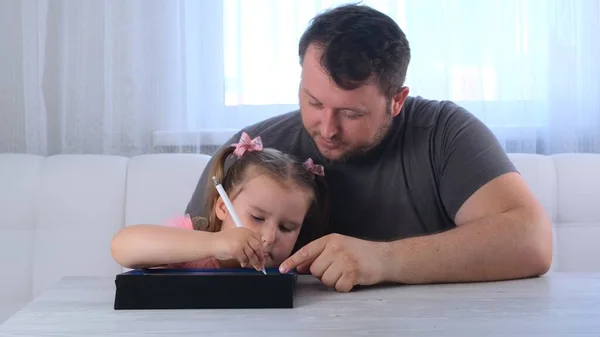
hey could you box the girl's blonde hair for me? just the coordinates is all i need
[191,137,329,248]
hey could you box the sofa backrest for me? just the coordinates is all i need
[1,152,599,320]
[0,153,210,319]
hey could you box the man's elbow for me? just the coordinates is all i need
[522,209,553,276]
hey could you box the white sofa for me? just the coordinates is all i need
[1,152,600,323]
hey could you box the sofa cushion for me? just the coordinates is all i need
[0,154,43,306]
[553,154,600,223]
[32,155,128,297]
[125,153,211,227]
[555,223,600,272]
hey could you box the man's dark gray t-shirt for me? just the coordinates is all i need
[186,96,517,250]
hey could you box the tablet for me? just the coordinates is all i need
[114,268,297,309]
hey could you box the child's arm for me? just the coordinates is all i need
[110,224,266,270]
[110,225,216,269]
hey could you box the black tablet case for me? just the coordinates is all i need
[114,268,297,309]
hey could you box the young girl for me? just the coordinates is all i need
[111,132,328,272]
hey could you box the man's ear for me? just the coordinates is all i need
[391,86,410,117]
[215,197,228,221]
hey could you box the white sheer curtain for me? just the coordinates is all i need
[1,0,231,156]
[1,0,599,156]
[223,0,600,154]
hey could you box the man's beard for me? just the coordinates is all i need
[307,103,394,164]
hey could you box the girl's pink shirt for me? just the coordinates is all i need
[164,214,220,269]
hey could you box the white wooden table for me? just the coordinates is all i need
[1,273,599,336]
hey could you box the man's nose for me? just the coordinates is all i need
[320,108,339,140]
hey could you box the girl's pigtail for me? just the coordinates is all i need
[199,131,263,232]
[201,145,236,232]
[295,158,330,249]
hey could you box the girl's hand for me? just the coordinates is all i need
[212,228,265,271]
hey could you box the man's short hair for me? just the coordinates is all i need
[299,3,411,99]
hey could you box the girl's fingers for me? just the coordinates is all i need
[244,244,263,271]
[237,248,249,268]
[247,235,265,265]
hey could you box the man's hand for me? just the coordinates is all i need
[279,234,389,292]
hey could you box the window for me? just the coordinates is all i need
[223,0,548,113]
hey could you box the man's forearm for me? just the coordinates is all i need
[380,207,553,284]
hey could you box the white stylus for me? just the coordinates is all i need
[212,176,267,275]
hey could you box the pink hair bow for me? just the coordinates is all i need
[231,132,263,157]
[303,158,325,177]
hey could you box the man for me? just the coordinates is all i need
[186,4,552,292]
